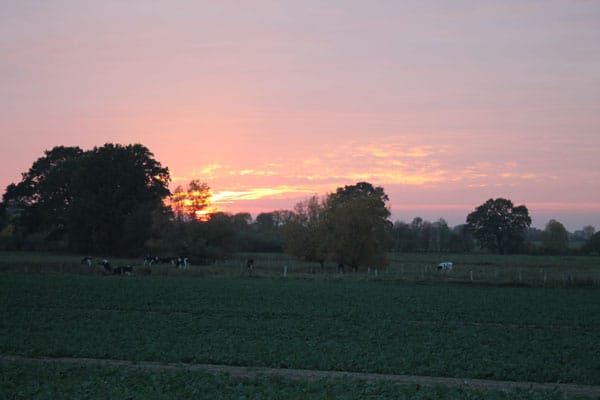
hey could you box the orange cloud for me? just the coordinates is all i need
[210,185,315,205]
[168,136,569,216]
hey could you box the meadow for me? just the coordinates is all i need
[1,250,599,287]
[1,254,600,399]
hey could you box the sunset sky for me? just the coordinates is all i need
[1,1,599,230]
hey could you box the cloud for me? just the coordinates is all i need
[238,169,277,176]
[171,134,589,218]
[210,185,315,206]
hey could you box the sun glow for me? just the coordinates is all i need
[165,189,219,221]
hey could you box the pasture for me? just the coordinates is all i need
[1,250,599,287]
[1,262,600,399]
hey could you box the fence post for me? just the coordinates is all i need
[543,269,547,285]
[470,270,474,282]
[283,265,287,277]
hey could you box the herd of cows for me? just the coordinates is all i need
[80,255,453,275]
[80,255,189,275]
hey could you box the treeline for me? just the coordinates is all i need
[1,144,599,266]
[392,218,597,255]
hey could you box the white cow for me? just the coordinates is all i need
[437,261,453,271]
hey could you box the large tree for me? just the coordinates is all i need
[322,182,392,270]
[3,143,170,255]
[67,144,170,254]
[466,198,531,254]
[541,219,569,254]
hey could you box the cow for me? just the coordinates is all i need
[81,256,93,267]
[157,257,174,265]
[437,261,453,271]
[143,256,159,266]
[246,259,254,275]
[100,259,112,273]
[113,265,133,275]
[176,257,189,269]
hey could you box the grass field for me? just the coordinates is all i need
[1,250,599,287]
[1,260,599,399]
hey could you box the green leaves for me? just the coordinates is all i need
[283,182,392,270]
[2,274,599,386]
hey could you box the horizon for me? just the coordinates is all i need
[2,141,599,232]
[1,1,599,232]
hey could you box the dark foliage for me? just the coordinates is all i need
[2,144,170,255]
[467,198,531,254]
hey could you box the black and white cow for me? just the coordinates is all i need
[143,256,159,266]
[246,259,254,275]
[100,259,112,273]
[113,265,133,275]
[81,256,93,267]
[176,256,189,269]
[437,261,453,271]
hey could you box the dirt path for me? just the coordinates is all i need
[2,354,600,397]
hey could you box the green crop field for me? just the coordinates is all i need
[1,268,599,399]
[0,361,588,400]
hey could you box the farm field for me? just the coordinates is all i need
[1,250,599,287]
[1,270,600,399]
[1,359,590,400]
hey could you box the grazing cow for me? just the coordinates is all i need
[246,259,254,275]
[143,256,159,266]
[437,261,453,271]
[176,257,189,269]
[81,256,93,267]
[101,259,112,273]
[113,265,133,275]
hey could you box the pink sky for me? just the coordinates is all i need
[1,1,599,230]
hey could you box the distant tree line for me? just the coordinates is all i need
[1,144,599,264]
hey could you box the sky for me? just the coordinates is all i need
[1,0,599,231]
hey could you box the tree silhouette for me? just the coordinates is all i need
[541,219,569,254]
[323,182,392,270]
[170,180,212,221]
[3,143,170,255]
[466,198,531,254]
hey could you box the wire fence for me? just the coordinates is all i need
[1,251,599,287]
